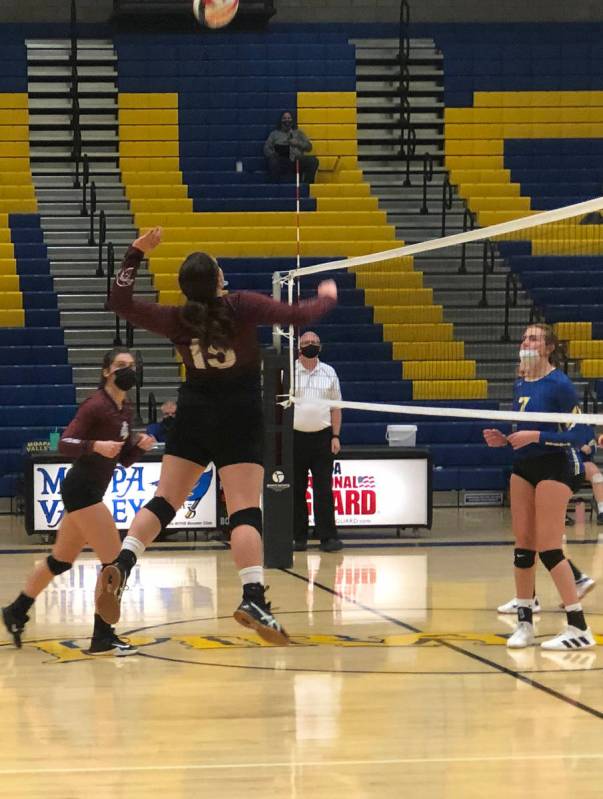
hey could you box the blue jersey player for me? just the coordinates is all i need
[484,324,595,650]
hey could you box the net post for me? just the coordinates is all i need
[272,271,282,352]
[262,347,294,569]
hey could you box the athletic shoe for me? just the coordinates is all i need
[506,621,535,649]
[1,606,28,649]
[541,625,596,650]
[233,585,290,646]
[294,541,308,552]
[497,596,541,614]
[576,575,596,601]
[95,563,128,625]
[558,575,597,609]
[85,631,138,657]
[319,538,344,552]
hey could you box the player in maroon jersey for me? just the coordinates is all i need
[95,227,337,644]
[2,347,156,654]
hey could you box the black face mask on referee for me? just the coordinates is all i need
[300,344,321,359]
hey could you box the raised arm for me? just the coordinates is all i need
[236,280,337,326]
[109,228,180,339]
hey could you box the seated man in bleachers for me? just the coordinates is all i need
[264,110,319,183]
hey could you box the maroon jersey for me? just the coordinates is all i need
[59,388,145,490]
[109,246,336,402]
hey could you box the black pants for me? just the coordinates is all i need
[294,428,338,543]
[267,154,319,183]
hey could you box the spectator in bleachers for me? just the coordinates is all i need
[264,110,319,184]
[146,399,177,444]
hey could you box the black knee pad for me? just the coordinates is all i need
[539,549,565,571]
[514,548,536,569]
[144,496,176,529]
[47,555,72,575]
[229,507,263,536]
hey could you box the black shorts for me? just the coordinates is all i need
[60,467,106,513]
[165,400,264,470]
[512,452,583,493]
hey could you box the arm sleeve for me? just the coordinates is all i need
[293,129,312,153]
[236,291,336,326]
[264,131,277,157]
[119,435,146,468]
[58,402,96,458]
[539,380,589,447]
[328,371,342,401]
[108,246,181,339]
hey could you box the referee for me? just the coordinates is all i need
[293,331,343,552]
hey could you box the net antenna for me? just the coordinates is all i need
[271,160,302,407]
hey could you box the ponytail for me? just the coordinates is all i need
[181,298,235,349]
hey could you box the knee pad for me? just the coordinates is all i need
[514,548,536,569]
[592,473,603,485]
[539,549,565,571]
[47,555,72,576]
[144,496,176,529]
[229,507,263,536]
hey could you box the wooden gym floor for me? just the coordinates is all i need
[0,508,602,798]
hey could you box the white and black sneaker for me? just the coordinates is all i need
[95,563,128,625]
[85,631,138,657]
[559,576,597,609]
[233,584,290,646]
[541,626,596,650]
[497,596,541,615]
[2,606,28,649]
[507,621,536,649]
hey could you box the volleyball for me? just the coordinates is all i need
[192,0,240,29]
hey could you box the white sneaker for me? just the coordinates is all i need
[541,626,596,650]
[559,576,597,609]
[497,596,541,614]
[507,622,535,649]
[576,576,596,601]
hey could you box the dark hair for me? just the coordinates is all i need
[524,323,567,369]
[178,252,235,349]
[99,347,132,386]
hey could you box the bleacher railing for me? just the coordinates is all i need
[419,152,434,214]
[440,174,454,236]
[70,0,82,189]
[458,208,476,274]
[398,1,417,185]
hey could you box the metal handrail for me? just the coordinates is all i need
[148,392,158,425]
[70,0,81,189]
[398,1,416,186]
[134,350,143,426]
[88,182,97,246]
[81,154,90,216]
[501,271,518,342]
[459,208,476,274]
[529,303,545,324]
[126,320,134,348]
[105,241,114,303]
[583,384,599,414]
[478,239,496,307]
[441,175,454,237]
[96,210,107,277]
[419,152,434,215]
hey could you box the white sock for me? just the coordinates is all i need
[565,602,583,613]
[122,535,146,559]
[598,501,603,514]
[239,566,264,587]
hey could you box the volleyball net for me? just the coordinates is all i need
[271,195,603,430]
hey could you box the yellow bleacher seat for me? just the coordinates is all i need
[0,291,23,309]
[0,309,24,326]
[384,323,454,342]
[355,273,422,290]
[370,306,444,324]
[413,380,488,400]
[403,361,477,380]
[393,341,465,360]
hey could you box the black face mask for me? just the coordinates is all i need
[113,367,137,391]
[162,416,176,432]
[300,345,320,359]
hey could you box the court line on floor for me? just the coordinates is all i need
[284,568,603,720]
[2,752,603,776]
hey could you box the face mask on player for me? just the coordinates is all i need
[113,367,137,391]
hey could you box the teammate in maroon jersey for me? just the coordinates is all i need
[95,227,337,643]
[2,348,156,655]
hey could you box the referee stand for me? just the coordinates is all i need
[262,347,294,568]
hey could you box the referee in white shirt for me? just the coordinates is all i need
[293,331,343,552]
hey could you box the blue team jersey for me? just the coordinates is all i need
[512,369,587,475]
